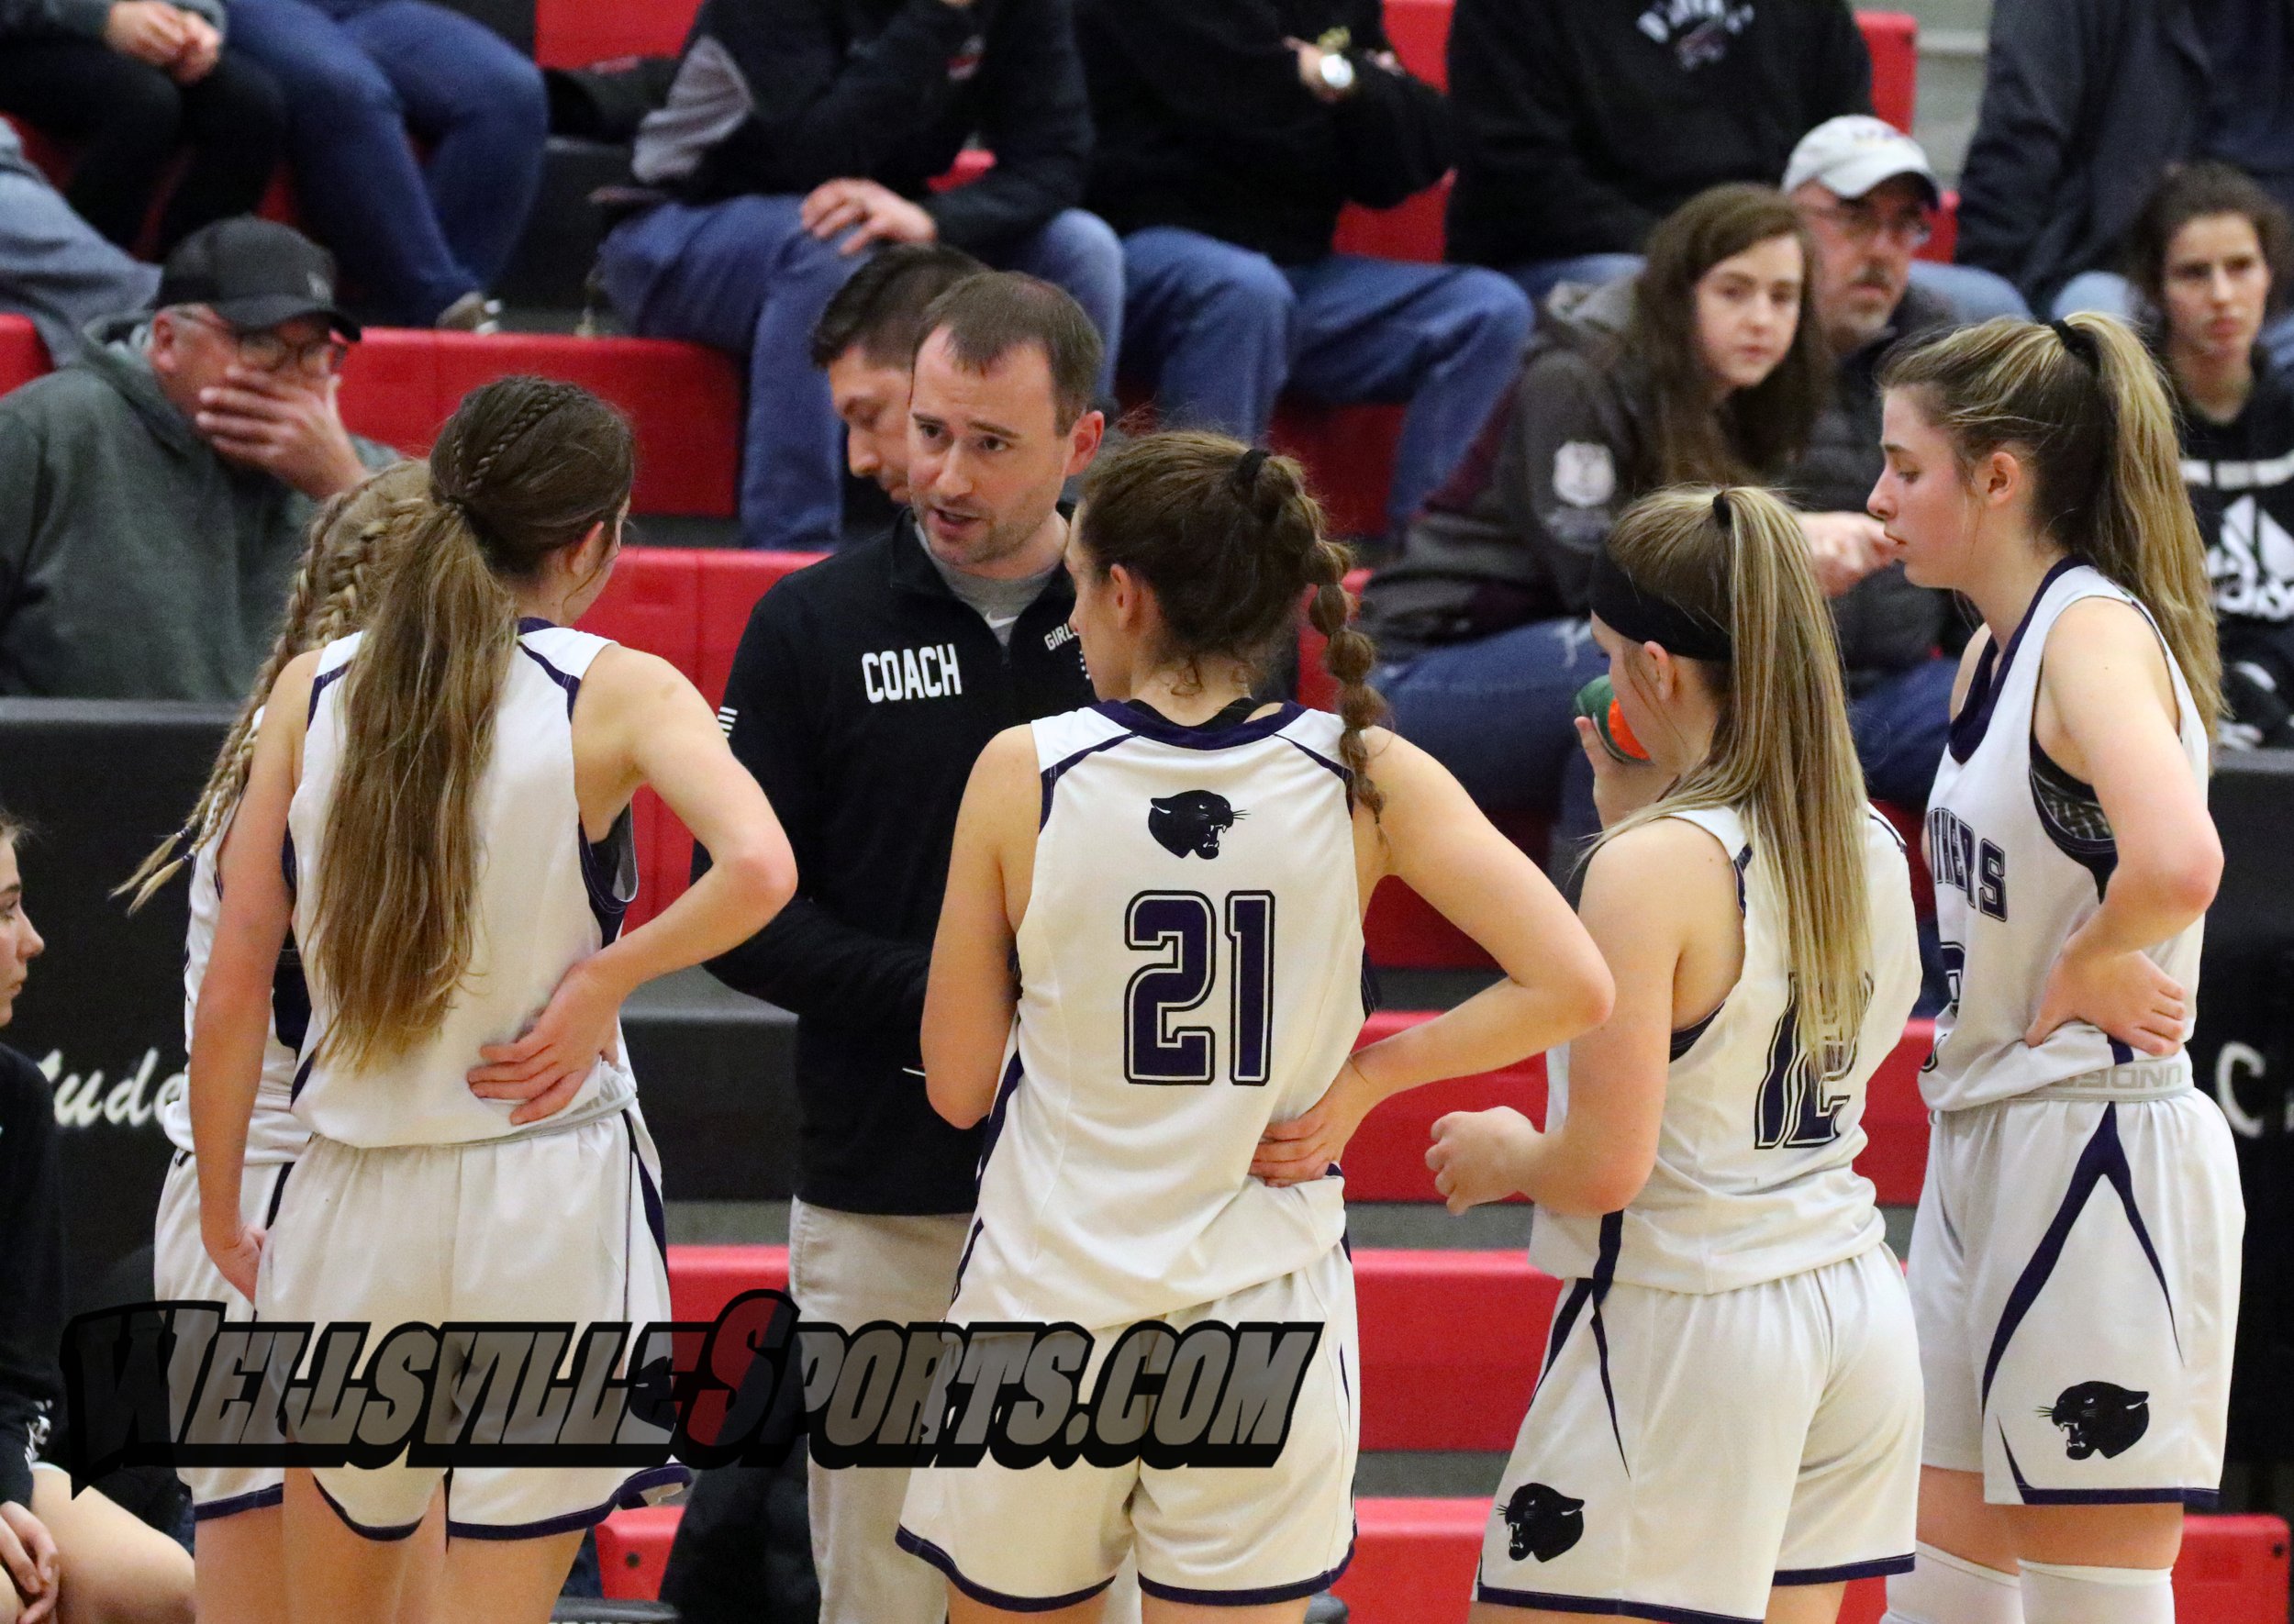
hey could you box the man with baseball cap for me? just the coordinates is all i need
[1784,115,2023,809]
[0,216,397,699]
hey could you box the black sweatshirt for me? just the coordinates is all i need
[2183,346,2294,630]
[1076,0,1452,266]
[696,518,1094,1215]
[630,0,1093,254]
[0,1044,63,1509]
[1444,0,1872,269]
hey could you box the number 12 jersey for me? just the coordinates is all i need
[949,700,1364,1331]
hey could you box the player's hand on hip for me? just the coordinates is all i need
[1426,1107,1538,1214]
[1576,717,1670,829]
[469,957,624,1125]
[0,1502,59,1624]
[2026,940,2187,1057]
[1252,1058,1377,1186]
[202,1223,265,1304]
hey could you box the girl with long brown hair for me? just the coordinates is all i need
[1868,315,2235,1624]
[897,430,1611,1623]
[130,460,442,1624]
[1358,183,1832,870]
[188,376,796,1624]
[1429,484,1926,1624]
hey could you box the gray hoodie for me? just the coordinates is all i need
[0,316,395,699]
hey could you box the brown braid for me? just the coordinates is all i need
[117,462,432,911]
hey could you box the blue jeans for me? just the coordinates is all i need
[1120,228,1531,532]
[228,0,547,324]
[1511,254,2031,327]
[1375,617,1608,879]
[598,198,1123,550]
[2055,269,2294,375]
[1848,653,1955,810]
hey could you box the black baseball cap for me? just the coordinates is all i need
[155,217,362,339]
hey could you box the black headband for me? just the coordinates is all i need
[1589,548,1732,661]
[2049,317,2099,369]
[1231,447,1270,491]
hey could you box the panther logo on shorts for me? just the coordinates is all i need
[1148,792,1242,859]
[2047,1381,2151,1460]
[1501,1482,1585,1562]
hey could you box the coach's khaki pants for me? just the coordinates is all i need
[787,1198,1144,1624]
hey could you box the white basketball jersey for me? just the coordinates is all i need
[950,701,1362,1330]
[1532,804,1921,1295]
[159,793,311,1163]
[1921,562,2210,1110]
[287,622,639,1148]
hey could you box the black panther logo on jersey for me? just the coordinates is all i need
[2046,1382,2150,1460]
[1501,1482,1585,1563]
[1148,792,1242,859]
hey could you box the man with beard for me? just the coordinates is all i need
[696,270,1103,1624]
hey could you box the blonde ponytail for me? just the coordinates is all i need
[1598,485,1873,1062]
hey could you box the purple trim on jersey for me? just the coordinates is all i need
[1947,557,2081,764]
[1774,1555,1915,1585]
[1097,699,1305,751]
[192,1483,284,1521]
[1470,1585,1758,1623]
[951,1216,985,1297]
[518,641,582,719]
[1589,1211,1627,1471]
[306,662,348,724]
[1135,1541,1353,1605]
[978,1052,1024,1172]
[581,805,637,945]
[445,1463,693,1541]
[1732,842,1752,916]
[312,1476,427,1541]
[1867,807,1907,853]
[1667,1007,1720,1061]
[1980,1103,2178,1409]
[516,616,558,634]
[1280,734,1352,787]
[2001,1433,2218,1507]
[287,1052,315,1104]
[626,1111,666,1264]
[262,1160,295,1228]
[273,939,311,1051]
[1039,731,1136,828]
[893,1526,1117,1612]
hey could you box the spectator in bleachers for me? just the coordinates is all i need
[1074,0,1528,537]
[1445,0,2027,326]
[596,0,1123,554]
[1785,115,1961,807]
[2128,161,2294,750]
[0,121,160,364]
[0,0,283,254]
[1359,184,1827,862]
[223,0,547,329]
[696,273,1103,1624]
[1957,0,2294,374]
[0,217,396,699]
[809,242,984,536]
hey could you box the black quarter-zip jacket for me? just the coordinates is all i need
[696,516,1094,1215]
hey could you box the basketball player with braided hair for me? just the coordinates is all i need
[1429,484,1925,1624]
[896,430,1612,1619]
[188,376,797,1623]
[122,459,435,1624]
[1870,315,2238,1624]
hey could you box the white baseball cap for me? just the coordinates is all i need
[1783,115,1941,204]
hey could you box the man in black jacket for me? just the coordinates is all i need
[1078,0,1529,537]
[696,273,1102,1624]
[595,0,1121,552]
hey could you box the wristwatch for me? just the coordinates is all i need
[1317,49,1356,96]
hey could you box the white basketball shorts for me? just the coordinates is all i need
[1477,1242,1921,1624]
[255,1107,689,1539]
[897,1240,1357,1609]
[154,1150,298,1518]
[1910,1067,2244,1507]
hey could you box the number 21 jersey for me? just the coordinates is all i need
[950,700,1364,1330]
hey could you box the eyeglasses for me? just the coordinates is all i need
[174,308,350,377]
[1803,200,1934,249]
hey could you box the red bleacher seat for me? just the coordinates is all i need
[534,0,701,69]
[601,1495,2291,1621]
[339,331,739,517]
[1859,11,1919,135]
[0,315,49,396]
